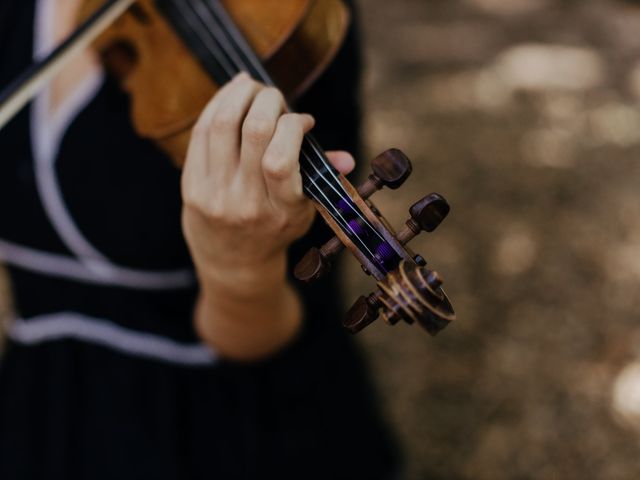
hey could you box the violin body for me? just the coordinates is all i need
[80,0,349,165]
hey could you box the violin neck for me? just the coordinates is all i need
[156,0,338,194]
[158,0,402,275]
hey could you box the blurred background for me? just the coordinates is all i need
[3,0,640,478]
[349,0,640,478]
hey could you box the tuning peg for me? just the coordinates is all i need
[343,294,381,334]
[294,236,344,283]
[411,193,450,232]
[397,193,450,245]
[357,148,413,199]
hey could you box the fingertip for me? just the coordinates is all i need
[234,71,250,82]
[300,113,316,131]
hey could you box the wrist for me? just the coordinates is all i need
[196,250,289,300]
[194,255,304,361]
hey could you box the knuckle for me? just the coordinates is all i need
[277,113,294,127]
[209,112,238,133]
[263,87,285,104]
[192,120,208,138]
[279,113,301,127]
[243,117,273,144]
[277,114,304,137]
[238,77,260,95]
[203,197,226,221]
[203,209,223,223]
[244,76,260,88]
[272,213,290,231]
[181,190,199,209]
[235,205,262,225]
[181,183,206,211]
[263,154,295,180]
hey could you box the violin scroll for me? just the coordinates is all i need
[294,148,456,334]
[343,261,454,334]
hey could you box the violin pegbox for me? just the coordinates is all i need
[294,148,456,335]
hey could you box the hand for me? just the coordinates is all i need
[181,73,355,360]
[181,72,354,287]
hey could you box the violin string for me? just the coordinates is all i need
[298,177,353,236]
[178,0,388,261]
[301,136,388,245]
[197,1,390,247]
[186,0,257,83]
[295,152,381,260]
[300,163,380,262]
[188,3,362,192]
[202,0,274,86]
[302,148,388,244]
[301,177,361,243]
[174,1,351,200]
[300,151,380,249]
[169,0,385,262]
[299,166,382,266]
[304,136,371,214]
[169,0,236,82]
[185,2,370,206]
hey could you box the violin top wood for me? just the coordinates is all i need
[79,0,349,165]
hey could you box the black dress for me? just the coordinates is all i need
[0,1,400,479]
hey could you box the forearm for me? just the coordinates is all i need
[193,253,303,362]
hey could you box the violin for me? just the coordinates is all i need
[0,0,456,335]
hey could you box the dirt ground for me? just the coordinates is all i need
[350,0,640,478]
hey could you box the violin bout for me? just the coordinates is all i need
[79,0,350,166]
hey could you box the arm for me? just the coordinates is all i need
[181,73,354,362]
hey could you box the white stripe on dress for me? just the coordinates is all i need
[32,0,110,264]
[26,0,197,290]
[0,239,196,289]
[7,312,217,366]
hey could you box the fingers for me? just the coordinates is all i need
[262,113,315,209]
[186,73,247,179]
[185,74,322,223]
[325,151,356,175]
[209,75,263,189]
[191,73,261,190]
[238,87,287,196]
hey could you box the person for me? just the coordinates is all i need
[0,0,400,479]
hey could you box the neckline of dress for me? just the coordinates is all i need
[32,0,105,162]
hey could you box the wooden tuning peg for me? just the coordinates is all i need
[397,193,450,245]
[357,148,413,199]
[343,294,380,334]
[294,236,344,284]
[297,149,413,284]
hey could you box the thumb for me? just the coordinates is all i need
[325,151,355,175]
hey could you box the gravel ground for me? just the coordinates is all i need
[350,0,640,478]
